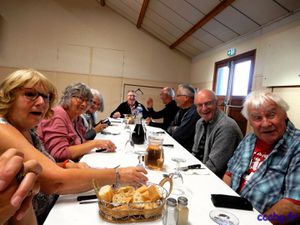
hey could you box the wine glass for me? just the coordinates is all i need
[134,150,148,167]
[124,133,134,154]
[209,209,239,225]
[171,157,186,195]
[123,114,132,132]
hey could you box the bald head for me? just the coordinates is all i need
[195,89,218,122]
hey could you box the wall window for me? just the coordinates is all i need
[213,50,256,135]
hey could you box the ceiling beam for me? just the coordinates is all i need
[170,0,236,49]
[137,0,150,28]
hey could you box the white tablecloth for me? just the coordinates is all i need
[44,121,271,225]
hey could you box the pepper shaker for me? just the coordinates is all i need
[177,196,189,225]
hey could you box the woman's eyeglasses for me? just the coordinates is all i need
[22,89,51,103]
[72,96,92,105]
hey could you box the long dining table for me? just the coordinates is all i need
[44,119,271,225]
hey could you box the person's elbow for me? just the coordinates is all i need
[223,173,232,186]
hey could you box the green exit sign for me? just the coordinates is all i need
[227,48,236,57]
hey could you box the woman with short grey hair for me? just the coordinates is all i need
[37,83,116,162]
[59,83,93,109]
[82,88,108,140]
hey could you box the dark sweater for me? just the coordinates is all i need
[110,101,148,119]
[168,105,200,152]
[147,100,179,130]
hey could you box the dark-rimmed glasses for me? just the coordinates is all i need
[21,88,51,103]
[72,96,92,105]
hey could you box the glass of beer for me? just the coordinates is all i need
[145,133,164,170]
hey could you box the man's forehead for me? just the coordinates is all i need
[249,104,278,114]
[196,93,213,102]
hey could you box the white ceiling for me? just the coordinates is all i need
[101,0,300,58]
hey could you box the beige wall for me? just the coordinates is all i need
[191,12,300,129]
[0,0,190,118]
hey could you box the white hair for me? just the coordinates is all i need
[91,88,104,112]
[241,90,289,119]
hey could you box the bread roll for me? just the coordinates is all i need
[98,185,113,202]
[147,185,162,201]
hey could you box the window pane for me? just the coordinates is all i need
[216,66,229,96]
[232,60,251,96]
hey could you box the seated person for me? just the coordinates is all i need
[223,90,300,224]
[0,69,148,224]
[0,148,41,225]
[168,84,200,152]
[110,90,148,119]
[81,88,108,140]
[192,89,243,178]
[146,87,179,131]
[37,83,116,162]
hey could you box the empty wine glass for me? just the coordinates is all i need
[134,150,148,167]
[171,157,186,195]
[209,209,239,225]
[124,133,134,154]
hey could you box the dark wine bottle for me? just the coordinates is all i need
[131,104,145,144]
[132,123,145,144]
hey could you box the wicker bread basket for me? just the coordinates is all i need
[93,177,172,223]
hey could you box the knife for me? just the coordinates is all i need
[162,144,174,147]
[77,194,97,201]
[179,164,201,171]
[95,148,107,153]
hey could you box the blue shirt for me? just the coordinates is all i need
[227,120,300,213]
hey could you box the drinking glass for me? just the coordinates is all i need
[134,150,148,167]
[171,157,186,195]
[124,124,134,154]
[209,209,239,225]
[123,114,132,132]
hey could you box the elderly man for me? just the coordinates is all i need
[224,90,300,224]
[192,89,243,177]
[168,84,200,152]
[110,90,148,119]
[146,87,179,130]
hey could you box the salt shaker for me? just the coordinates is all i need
[177,196,189,225]
[163,198,178,225]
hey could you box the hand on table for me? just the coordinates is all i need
[94,123,108,133]
[112,112,121,118]
[118,166,148,186]
[145,117,152,125]
[94,140,116,152]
